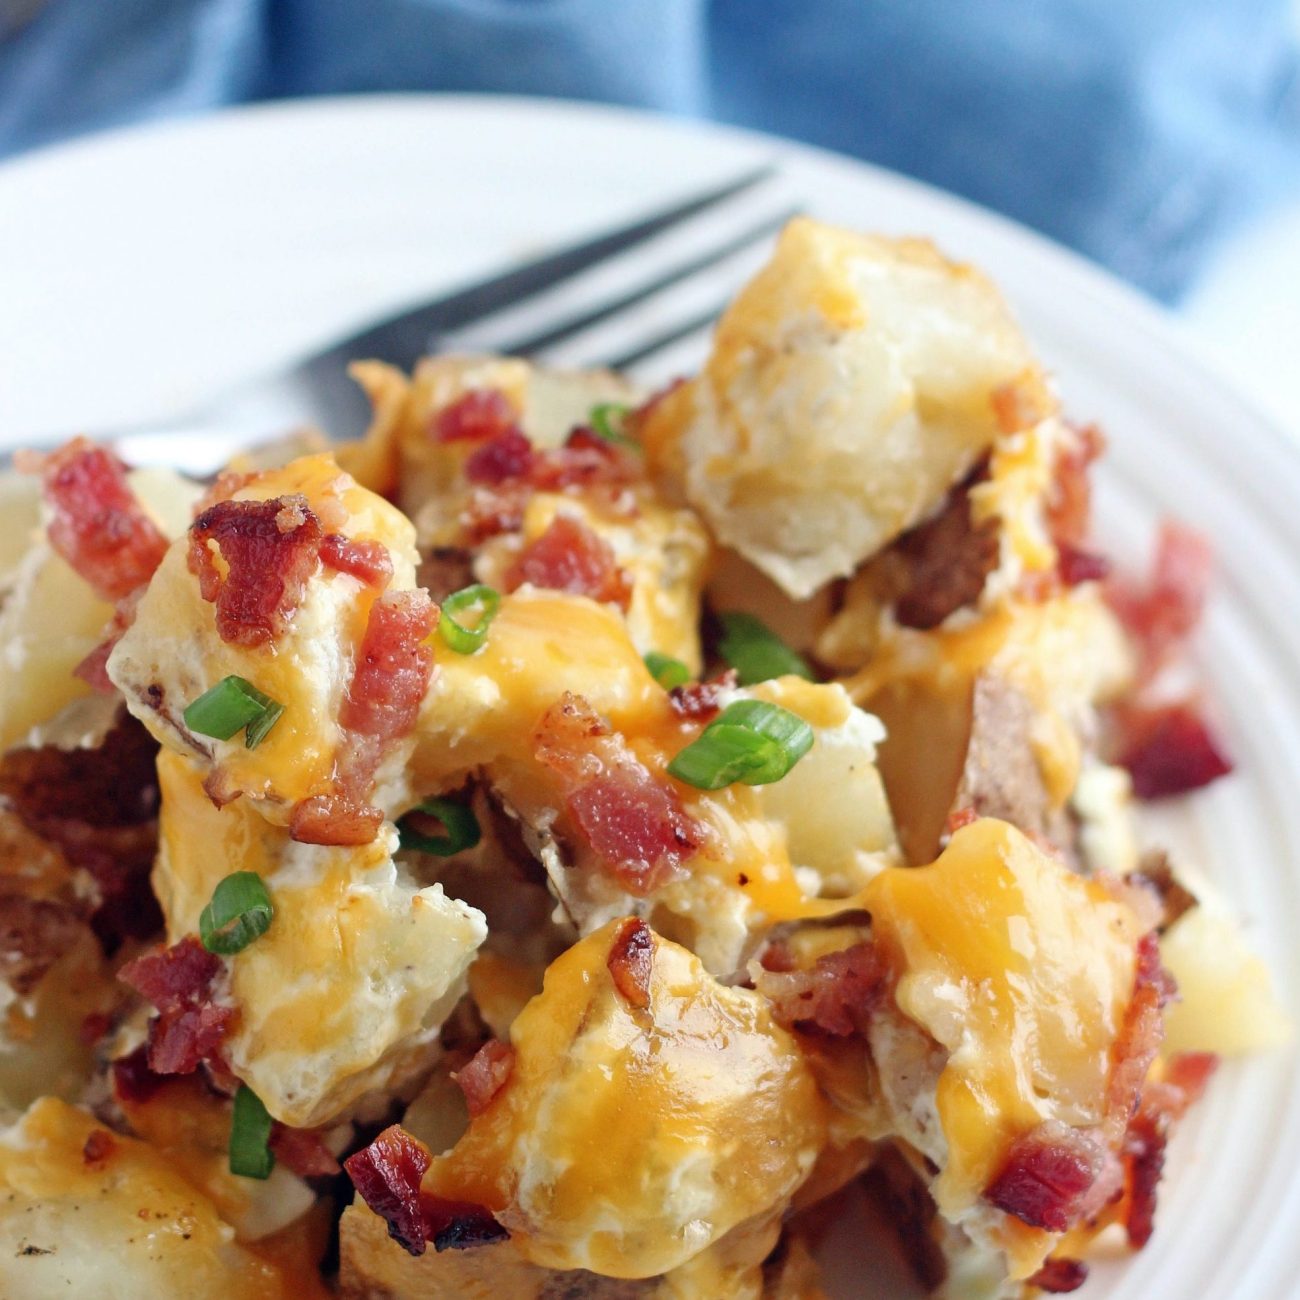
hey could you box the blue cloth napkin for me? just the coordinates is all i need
[2,0,1298,300]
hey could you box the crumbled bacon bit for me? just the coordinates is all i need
[79,1011,113,1046]
[118,936,233,1076]
[1119,1052,1217,1250]
[757,939,796,973]
[345,1125,433,1256]
[465,429,536,486]
[535,693,700,895]
[111,1045,166,1104]
[505,515,632,609]
[0,895,87,995]
[422,1197,509,1253]
[755,942,885,1037]
[453,1039,516,1117]
[1107,520,1213,680]
[892,469,998,630]
[1115,702,1233,800]
[984,1121,1104,1233]
[339,589,437,748]
[82,1129,115,1168]
[293,590,437,847]
[460,483,530,543]
[320,533,394,589]
[1056,543,1111,586]
[289,793,384,847]
[433,389,519,444]
[1027,1258,1089,1293]
[669,673,736,722]
[24,438,168,602]
[606,918,654,1009]
[188,495,323,646]
[1047,424,1105,552]
[528,428,638,491]
[944,807,980,837]
[269,1124,342,1178]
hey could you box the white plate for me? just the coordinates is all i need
[1,95,1296,1299]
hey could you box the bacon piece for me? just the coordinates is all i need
[82,1128,116,1168]
[346,1125,433,1256]
[1164,1051,1218,1104]
[187,495,323,646]
[1115,702,1233,800]
[0,894,86,995]
[1027,1259,1089,1293]
[606,918,654,1009]
[465,429,536,486]
[505,515,632,609]
[535,693,700,895]
[1046,423,1104,550]
[292,589,437,847]
[669,673,735,723]
[270,1124,342,1178]
[528,428,638,491]
[433,389,520,444]
[453,1039,516,1117]
[118,936,233,1076]
[320,533,394,589]
[339,589,437,749]
[755,942,885,1037]
[23,438,168,602]
[944,807,980,837]
[289,793,384,847]
[984,1120,1104,1233]
[1104,932,1177,1143]
[1056,543,1111,586]
[422,1197,509,1252]
[460,483,530,543]
[1107,520,1212,679]
[892,470,998,630]
[111,1045,165,1104]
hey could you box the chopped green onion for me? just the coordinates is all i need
[644,651,691,690]
[439,584,501,654]
[667,699,814,791]
[715,612,814,686]
[199,871,274,955]
[588,402,638,448]
[228,1085,275,1180]
[243,701,285,750]
[398,797,482,857]
[183,676,284,748]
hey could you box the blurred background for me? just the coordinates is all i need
[2,0,1299,425]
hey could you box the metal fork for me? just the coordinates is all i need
[105,166,798,475]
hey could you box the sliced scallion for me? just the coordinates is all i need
[183,676,284,748]
[199,871,274,955]
[228,1085,275,1180]
[644,651,691,690]
[667,699,814,791]
[439,584,501,655]
[588,402,638,448]
[715,613,814,686]
[397,797,482,857]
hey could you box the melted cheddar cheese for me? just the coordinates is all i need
[425,922,826,1279]
[865,819,1142,1277]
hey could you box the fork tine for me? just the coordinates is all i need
[330,164,778,368]
[594,302,733,373]
[484,208,798,359]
